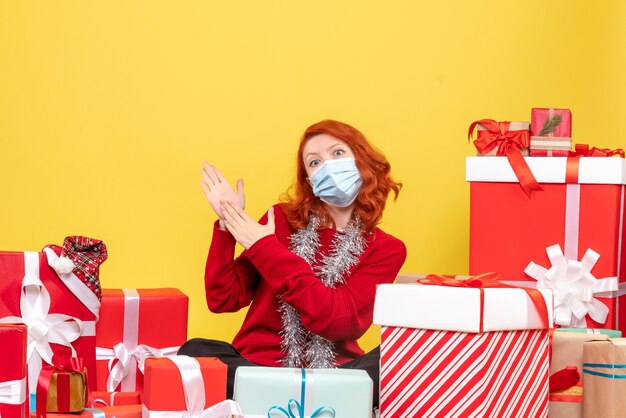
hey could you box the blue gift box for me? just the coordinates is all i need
[233,367,372,418]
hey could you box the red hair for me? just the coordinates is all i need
[281,120,402,234]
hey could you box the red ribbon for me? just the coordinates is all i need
[36,351,87,418]
[570,144,625,158]
[549,366,580,393]
[469,119,543,197]
[419,272,550,333]
[565,144,625,184]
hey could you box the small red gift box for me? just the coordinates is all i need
[142,356,229,417]
[469,120,530,156]
[468,119,540,197]
[36,357,88,416]
[467,155,626,332]
[0,238,106,402]
[530,108,573,156]
[87,392,140,408]
[95,288,188,393]
[373,278,553,417]
[0,324,28,418]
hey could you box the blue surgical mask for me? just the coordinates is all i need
[309,158,363,207]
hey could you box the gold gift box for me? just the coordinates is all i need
[45,368,88,412]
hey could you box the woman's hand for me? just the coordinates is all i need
[220,202,275,249]
[200,161,245,227]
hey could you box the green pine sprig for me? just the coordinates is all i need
[538,113,563,136]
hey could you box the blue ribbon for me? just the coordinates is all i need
[583,363,626,379]
[267,369,336,418]
[83,408,106,418]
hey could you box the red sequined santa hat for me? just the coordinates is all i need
[45,236,108,300]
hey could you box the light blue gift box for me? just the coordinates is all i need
[558,327,622,338]
[233,367,372,418]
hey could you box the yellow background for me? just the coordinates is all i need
[1,1,625,351]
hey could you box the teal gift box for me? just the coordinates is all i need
[558,327,622,338]
[233,367,372,418]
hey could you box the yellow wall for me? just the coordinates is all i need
[1,1,624,351]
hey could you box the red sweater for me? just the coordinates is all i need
[204,204,407,366]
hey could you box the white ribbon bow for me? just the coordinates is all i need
[142,356,243,418]
[0,252,84,395]
[525,244,619,327]
[0,378,26,405]
[96,343,180,391]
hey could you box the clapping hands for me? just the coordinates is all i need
[201,161,275,248]
[220,202,275,249]
[201,161,245,228]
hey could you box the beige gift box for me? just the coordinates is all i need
[549,332,610,418]
[583,338,626,418]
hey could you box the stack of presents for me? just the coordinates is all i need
[1,107,625,418]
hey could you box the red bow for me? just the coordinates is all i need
[549,366,580,393]
[570,144,625,158]
[564,144,625,184]
[469,119,542,197]
[419,272,550,332]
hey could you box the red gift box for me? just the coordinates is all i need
[0,245,104,401]
[373,281,553,417]
[95,289,188,393]
[142,356,233,417]
[87,392,140,408]
[467,155,626,331]
[0,324,28,418]
[530,108,573,156]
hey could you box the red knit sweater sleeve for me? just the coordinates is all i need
[204,221,261,313]
[246,220,407,342]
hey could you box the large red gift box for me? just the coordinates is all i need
[0,324,28,418]
[95,288,188,393]
[373,281,553,418]
[0,247,103,401]
[467,156,626,331]
[142,356,236,418]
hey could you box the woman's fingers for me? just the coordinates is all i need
[221,201,245,226]
[201,167,217,188]
[229,202,255,223]
[200,179,211,195]
[202,161,222,186]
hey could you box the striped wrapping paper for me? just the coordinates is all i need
[374,283,553,418]
[380,327,549,417]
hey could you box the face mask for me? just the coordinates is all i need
[309,158,363,207]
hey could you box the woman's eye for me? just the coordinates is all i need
[309,160,320,167]
[333,149,345,157]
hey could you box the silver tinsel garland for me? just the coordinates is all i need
[278,214,365,368]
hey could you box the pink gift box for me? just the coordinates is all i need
[530,108,572,156]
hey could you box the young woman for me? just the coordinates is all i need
[179,120,406,405]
